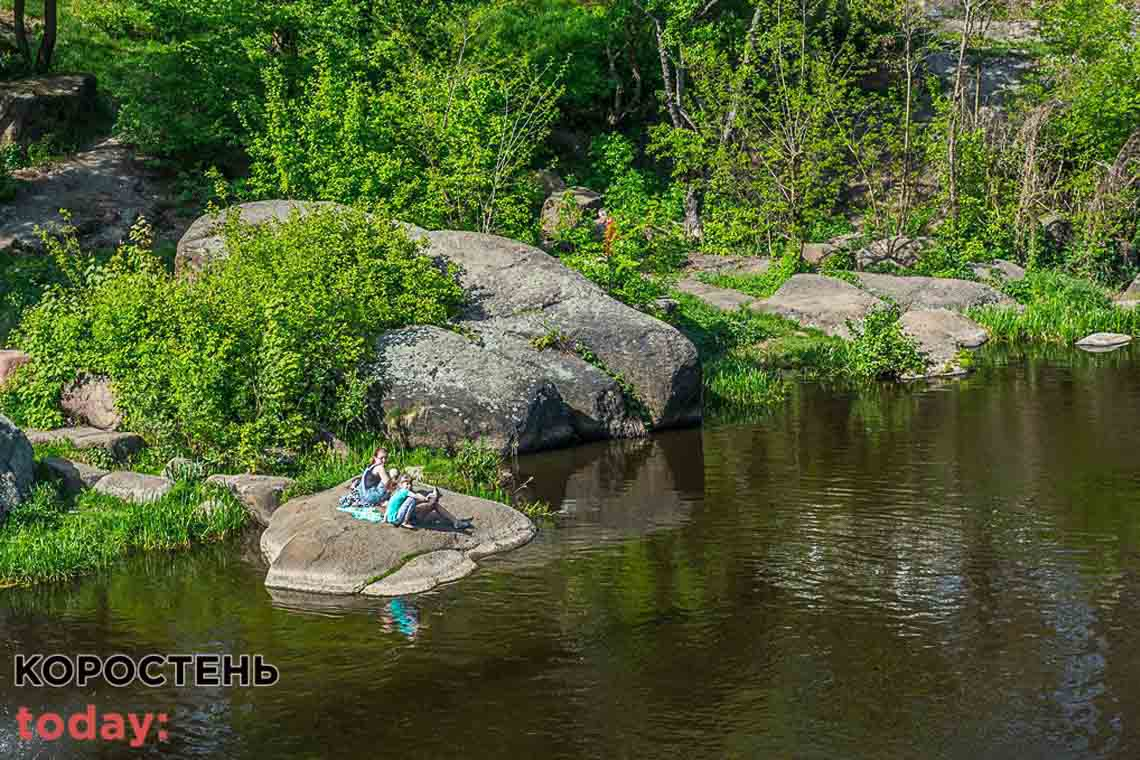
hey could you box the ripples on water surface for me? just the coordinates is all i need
[3,345,1140,758]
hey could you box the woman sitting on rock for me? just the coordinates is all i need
[341,447,395,511]
[385,473,472,531]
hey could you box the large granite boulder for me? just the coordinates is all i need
[0,415,34,515]
[178,204,702,454]
[205,473,295,527]
[0,138,161,253]
[0,74,98,147]
[684,253,771,277]
[855,272,1015,311]
[421,230,701,431]
[261,480,536,596]
[753,274,883,338]
[175,200,337,274]
[60,374,121,430]
[374,325,639,454]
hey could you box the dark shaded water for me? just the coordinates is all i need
[4,346,1140,758]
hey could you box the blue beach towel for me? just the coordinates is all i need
[337,504,388,523]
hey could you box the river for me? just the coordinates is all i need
[3,345,1139,758]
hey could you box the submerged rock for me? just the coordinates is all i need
[38,457,109,495]
[855,272,1015,312]
[753,274,882,338]
[1075,332,1133,352]
[261,480,535,596]
[205,473,295,527]
[24,427,144,463]
[0,415,34,515]
[92,471,174,504]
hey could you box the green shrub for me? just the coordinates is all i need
[845,304,927,380]
[3,207,465,469]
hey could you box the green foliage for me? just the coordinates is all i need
[553,133,685,308]
[845,304,927,380]
[247,40,562,240]
[970,270,1140,343]
[3,208,464,469]
[699,245,806,299]
[0,480,246,586]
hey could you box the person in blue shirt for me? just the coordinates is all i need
[385,474,472,531]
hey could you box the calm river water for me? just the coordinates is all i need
[3,345,1140,758]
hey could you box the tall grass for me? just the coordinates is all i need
[970,271,1140,343]
[0,481,246,586]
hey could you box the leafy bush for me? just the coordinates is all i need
[3,207,465,468]
[845,304,927,380]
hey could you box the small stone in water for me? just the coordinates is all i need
[1075,332,1132,351]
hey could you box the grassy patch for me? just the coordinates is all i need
[969,270,1140,343]
[0,480,247,587]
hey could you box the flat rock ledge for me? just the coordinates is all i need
[24,427,145,462]
[678,272,1009,377]
[205,473,295,527]
[1075,332,1133,352]
[261,480,536,596]
[92,471,174,504]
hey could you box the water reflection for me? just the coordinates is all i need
[1,346,1140,758]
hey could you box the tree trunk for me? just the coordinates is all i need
[35,0,58,73]
[13,0,30,66]
[683,183,704,241]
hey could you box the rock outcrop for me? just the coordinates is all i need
[855,236,931,270]
[261,480,536,596]
[24,427,144,463]
[855,272,1015,311]
[900,309,989,374]
[0,138,161,253]
[205,474,295,527]
[92,471,174,504]
[60,374,121,430]
[38,457,108,495]
[684,253,771,277]
[753,274,882,339]
[0,415,34,515]
[0,349,29,387]
[0,74,98,147]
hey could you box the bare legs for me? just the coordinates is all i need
[399,489,471,531]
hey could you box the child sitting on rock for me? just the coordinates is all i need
[385,474,472,531]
